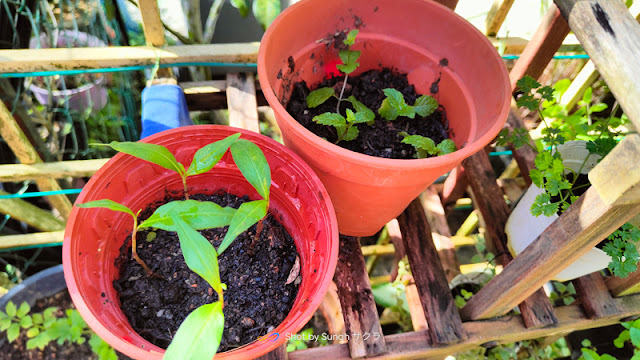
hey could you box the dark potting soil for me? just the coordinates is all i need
[0,290,130,360]
[286,68,451,159]
[113,191,300,352]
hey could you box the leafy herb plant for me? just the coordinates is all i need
[0,301,117,360]
[77,133,273,359]
[499,75,639,278]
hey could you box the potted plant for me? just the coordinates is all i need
[257,0,511,236]
[62,125,339,359]
[27,31,108,112]
[502,76,639,281]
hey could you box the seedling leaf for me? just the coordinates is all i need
[230,139,272,201]
[436,139,457,155]
[342,125,359,142]
[17,302,30,318]
[379,88,415,120]
[413,95,438,117]
[336,49,360,74]
[106,141,185,175]
[7,323,20,342]
[219,200,268,254]
[5,301,16,317]
[139,200,236,231]
[170,213,223,296]
[163,302,224,360]
[76,199,135,218]
[347,96,375,125]
[313,112,346,127]
[307,87,335,108]
[230,0,249,17]
[186,133,241,176]
[344,29,359,46]
[252,0,280,31]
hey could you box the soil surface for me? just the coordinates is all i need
[113,191,300,352]
[286,68,451,159]
[0,290,129,360]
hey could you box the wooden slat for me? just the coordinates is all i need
[589,134,640,206]
[441,165,467,207]
[386,219,405,281]
[403,275,428,331]
[573,273,619,318]
[433,0,458,10]
[509,4,571,91]
[182,80,268,111]
[0,191,65,232]
[607,270,640,297]
[0,43,259,73]
[460,185,640,320]
[318,282,346,342]
[0,159,108,182]
[255,344,288,360]
[420,187,460,281]
[463,151,557,328]
[226,73,260,133]
[334,236,387,358]
[138,0,172,78]
[0,231,64,250]
[486,0,515,36]
[560,61,599,111]
[556,0,640,129]
[396,198,466,345]
[0,101,72,219]
[503,100,538,186]
[289,294,640,360]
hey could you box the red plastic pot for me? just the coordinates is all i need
[62,125,339,359]
[258,0,511,236]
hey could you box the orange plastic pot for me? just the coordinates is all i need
[258,0,510,236]
[62,125,338,359]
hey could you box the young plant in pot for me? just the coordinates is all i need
[62,125,338,359]
[258,0,512,236]
[502,76,639,280]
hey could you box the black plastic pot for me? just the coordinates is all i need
[0,265,65,310]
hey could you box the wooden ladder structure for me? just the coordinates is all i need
[2,0,640,359]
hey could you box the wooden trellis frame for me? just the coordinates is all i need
[1,0,640,359]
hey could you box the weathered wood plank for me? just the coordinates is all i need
[0,191,65,231]
[560,61,599,111]
[138,0,172,78]
[589,134,640,205]
[226,73,260,133]
[0,43,259,73]
[403,275,429,331]
[334,236,387,358]
[0,159,108,182]
[289,294,640,360]
[433,0,458,10]
[486,0,515,36]
[318,282,346,342]
[182,80,268,111]
[460,185,640,320]
[509,4,571,91]
[0,231,64,250]
[503,100,538,186]
[420,187,460,281]
[556,0,640,130]
[607,270,640,297]
[397,198,466,345]
[255,345,288,360]
[0,101,72,219]
[463,151,557,328]
[573,272,619,318]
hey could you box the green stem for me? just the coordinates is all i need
[132,217,159,277]
[182,175,189,200]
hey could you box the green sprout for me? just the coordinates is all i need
[0,301,117,360]
[378,88,438,121]
[398,132,456,158]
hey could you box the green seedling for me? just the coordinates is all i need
[0,301,117,360]
[92,133,241,199]
[398,132,457,158]
[378,88,439,121]
[77,135,273,359]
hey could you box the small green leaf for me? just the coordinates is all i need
[378,88,415,120]
[0,317,11,331]
[17,302,30,318]
[43,307,56,320]
[170,213,223,296]
[581,87,593,106]
[139,200,236,231]
[164,302,224,360]
[20,315,33,329]
[436,139,457,155]
[106,141,184,176]
[614,330,630,348]
[7,323,20,342]
[5,301,16,317]
[76,199,135,218]
[589,103,608,114]
[32,313,43,325]
[253,0,281,31]
[341,125,359,142]
[631,326,640,348]
[531,193,558,217]
[230,0,249,17]
[306,87,335,108]
[336,49,361,74]
[219,200,268,254]
[400,133,437,156]
[186,133,241,176]
[230,139,272,201]
[581,348,600,360]
[347,96,375,124]
[26,327,40,338]
[529,169,544,188]
[313,112,346,127]
[413,95,438,117]
[344,29,359,46]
